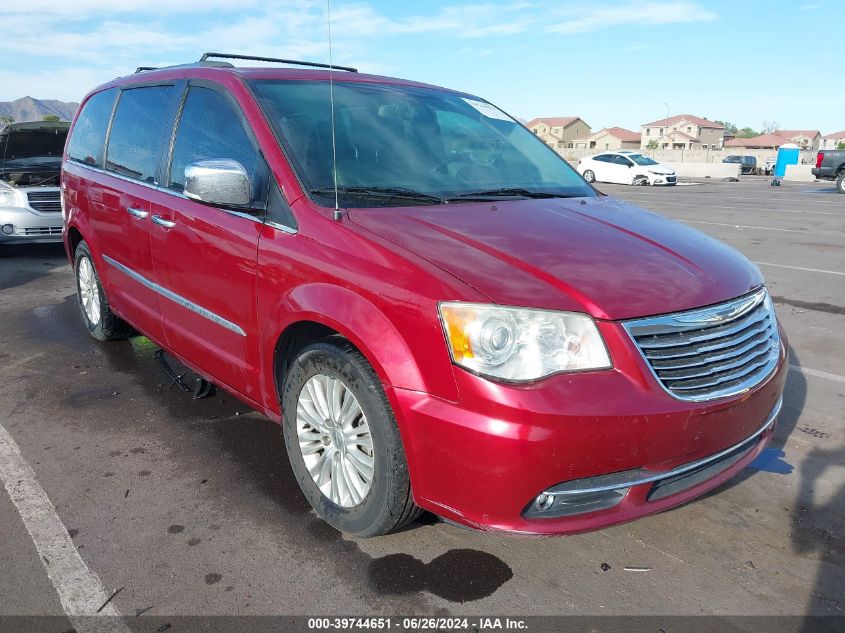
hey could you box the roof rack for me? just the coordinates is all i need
[200,52,357,73]
[135,66,158,73]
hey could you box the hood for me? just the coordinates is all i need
[0,121,68,186]
[348,196,763,321]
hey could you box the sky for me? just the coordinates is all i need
[3,0,843,133]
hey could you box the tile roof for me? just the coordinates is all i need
[573,127,641,142]
[774,129,820,138]
[822,130,845,139]
[724,133,787,148]
[525,117,580,129]
[642,114,724,129]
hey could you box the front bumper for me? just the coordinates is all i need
[0,205,63,244]
[392,324,788,535]
[649,174,677,185]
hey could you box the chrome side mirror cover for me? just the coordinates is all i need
[184,159,251,208]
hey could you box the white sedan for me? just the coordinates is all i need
[577,151,677,186]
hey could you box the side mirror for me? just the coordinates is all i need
[184,159,251,208]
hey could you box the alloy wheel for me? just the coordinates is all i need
[296,373,374,508]
[77,256,101,326]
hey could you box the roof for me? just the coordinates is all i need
[724,133,786,148]
[572,126,640,143]
[642,114,724,129]
[525,117,581,129]
[822,130,845,139]
[773,129,820,139]
[668,130,699,142]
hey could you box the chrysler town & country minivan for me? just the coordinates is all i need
[62,54,787,536]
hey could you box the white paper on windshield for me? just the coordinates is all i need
[461,98,514,122]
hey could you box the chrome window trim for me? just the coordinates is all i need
[64,160,299,233]
[622,288,780,402]
[546,396,782,497]
[102,254,246,336]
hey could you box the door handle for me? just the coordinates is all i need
[126,207,148,219]
[151,215,176,229]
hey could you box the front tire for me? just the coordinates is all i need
[837,171,845,194]
[74,241,133,341]
[632,175,650,186]
[583,170,596,183]
[281,338,421,536]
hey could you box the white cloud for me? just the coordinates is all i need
[547,1,717,33]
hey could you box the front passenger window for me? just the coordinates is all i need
[169,87,259,193]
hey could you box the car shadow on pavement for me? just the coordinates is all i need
[0,243,67,291]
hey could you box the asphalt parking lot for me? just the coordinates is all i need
[1,179,843,623]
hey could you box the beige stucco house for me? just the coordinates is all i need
[821,130,845,150]
[773,130,821,152]
[640,114,725,150]
[525,117,590,150]
[572,127,641,150]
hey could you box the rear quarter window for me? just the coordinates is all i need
[66,88,118,167]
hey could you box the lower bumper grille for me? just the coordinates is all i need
[622,288,780,401]
[23,226,62,236]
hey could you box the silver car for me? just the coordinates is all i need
[0,121,68,252]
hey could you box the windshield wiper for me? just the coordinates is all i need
[310,186,443,205]
[449,188,575,200]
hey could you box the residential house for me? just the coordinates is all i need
[640,114,725,150]
[525,117,591,150]
[723,133,788,150]
[820,130,845,150]
[772,130,821,152]
[572,127,641,150]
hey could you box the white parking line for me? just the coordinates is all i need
[754,261,845,276]
[0,423,130,632]
[679,220,814,233]
[615,197,840,216]
[789,365,845,384]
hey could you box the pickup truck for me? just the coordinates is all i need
[812,150,845,193]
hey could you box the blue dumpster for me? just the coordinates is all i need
[774,143,800,179]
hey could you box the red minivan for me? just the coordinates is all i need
[62,54,787,536]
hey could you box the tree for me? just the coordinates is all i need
[716,121,738,136]
[737,127,758,138]
[761,120,780,134]
[0,115,14,126]
[42,114,60,121]
[838,141,845,150]
[646,139,660,150]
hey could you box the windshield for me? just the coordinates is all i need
[250,80,595,206]
[628,154,658,166]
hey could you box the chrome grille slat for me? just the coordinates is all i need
[658,341,774,380]
[664,349,776,389]
[623,288,780,402]
[636,305,769,349]
[644,321,773,361]
[649,327,774,369]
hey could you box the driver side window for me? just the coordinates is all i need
[168,86,259,193]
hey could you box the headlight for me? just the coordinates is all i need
[438,302,611,381]
[0,185,20,207]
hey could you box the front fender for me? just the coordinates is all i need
[259,282,461,416]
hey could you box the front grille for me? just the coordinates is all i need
[666,175,677,183]
[27,190,62,213]
[23,226,62,235]
[623,288,779,401]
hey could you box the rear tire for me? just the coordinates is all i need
[837,171,845,194]
[74,241,134,341]
[583,170,596,183]
[281,338,421,536]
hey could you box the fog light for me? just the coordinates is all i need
[1,224,14,235]
[524,487,629,519]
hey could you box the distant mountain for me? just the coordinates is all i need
[0,96,78,123]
